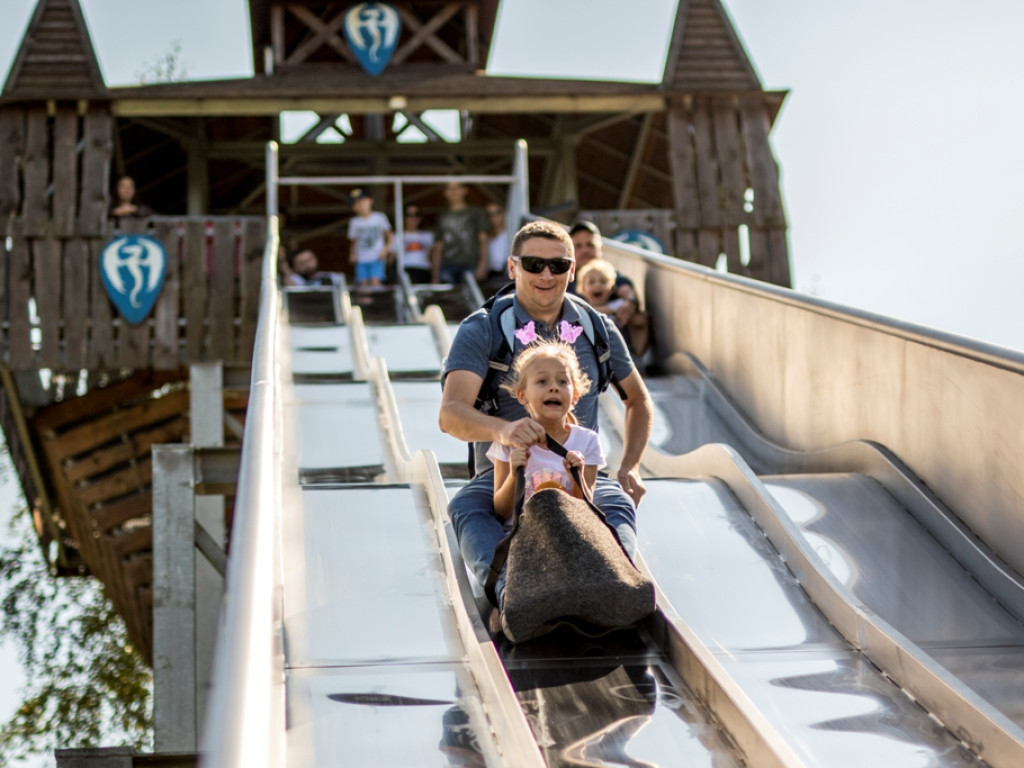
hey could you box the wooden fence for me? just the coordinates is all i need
[1,216,266,373]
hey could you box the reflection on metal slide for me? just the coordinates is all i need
[272,284,750,767]
[602,360,1010,767]
[204,234,1024,767]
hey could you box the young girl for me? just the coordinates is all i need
[576,259,626,316]
[576,259,650,362]
[486,340,605,519]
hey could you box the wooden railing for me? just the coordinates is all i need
[1,216,266,373]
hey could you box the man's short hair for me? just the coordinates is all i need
[569,220,601,238]
[511,220,573,258]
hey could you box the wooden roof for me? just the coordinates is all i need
[662,0,763,91]
[1,0,106,101]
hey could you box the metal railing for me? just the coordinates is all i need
[199,143,286,765]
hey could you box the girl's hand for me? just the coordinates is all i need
[510,447,529,470]
[563,450,585,472]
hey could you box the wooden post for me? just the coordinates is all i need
[152,444,197,753]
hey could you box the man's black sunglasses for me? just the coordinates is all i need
[514,256,574,275]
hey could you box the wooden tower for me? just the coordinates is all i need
[0,0,789,666]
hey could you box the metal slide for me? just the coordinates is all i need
[270,286,758,767]
[203,221,1024,766]
[601,358,1024,767]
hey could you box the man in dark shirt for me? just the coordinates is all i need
[430,181,489,284]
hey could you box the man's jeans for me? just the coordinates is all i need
[448,470,638,608]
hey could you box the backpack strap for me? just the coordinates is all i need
[474,295,516,416]
[565,293,627,401]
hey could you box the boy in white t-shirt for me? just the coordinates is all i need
[486,340,604,520]
[347,188,394,287]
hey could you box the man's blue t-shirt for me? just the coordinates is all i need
[443,295,635,472]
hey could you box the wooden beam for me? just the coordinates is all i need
[298,113,344,142]
[394,4,465,65]
[271,3,285,68]
[567,111,645,136]
[466,2,479,67]
[617,112,654,209]
[111,94,667,117]
[398,110,446,142]
[286,5,353,65]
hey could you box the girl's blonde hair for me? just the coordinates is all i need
[501,340,592,402]
[575,258,618,288]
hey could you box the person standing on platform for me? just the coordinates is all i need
[399,203,435,284]
[109,175,155,219]
[482,202,510,294]
[430,181,488,285]
[347,188,394,288]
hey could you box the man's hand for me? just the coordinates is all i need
[617,466,646,507]
[498,417,546,449]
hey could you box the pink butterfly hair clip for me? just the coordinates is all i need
[558,321,583,343]
[514,321,538,345]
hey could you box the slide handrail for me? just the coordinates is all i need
[199,213,285,766]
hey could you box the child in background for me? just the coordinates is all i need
[487,340,604,520]
[347,188,394,288]
[400,203,435,284]
[576,259,626,316]
[576,259,650,362]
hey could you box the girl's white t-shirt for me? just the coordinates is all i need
[487,424,604,500]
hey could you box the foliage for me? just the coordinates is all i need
[0,502,152,764]
[135,40,190,85]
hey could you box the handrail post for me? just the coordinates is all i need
[266,141,279,218]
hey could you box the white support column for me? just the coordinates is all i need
[190,363,225,744]
[152,444,197,753]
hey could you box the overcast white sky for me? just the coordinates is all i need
[3,0,1024,751]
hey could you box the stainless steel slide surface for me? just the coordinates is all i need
[210,258,1023,766]
[282,485,499,765]
[279,294,1014,766]
[639,477,985,767]
[616,361,1024,766]
[277,308,758,766]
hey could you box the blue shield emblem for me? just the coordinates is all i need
[100,234,167,325]
[609,230,667,255]
[343,2,402,76]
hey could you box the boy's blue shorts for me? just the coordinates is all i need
[356,260,386,283]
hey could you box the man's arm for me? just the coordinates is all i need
[614,369,653,505]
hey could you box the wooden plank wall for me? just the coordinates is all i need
[31,370,249,663]
[666,94,791,287]
[0,105,266,374]
[3,217,265,374]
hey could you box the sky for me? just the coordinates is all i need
[3,0,1024,757]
